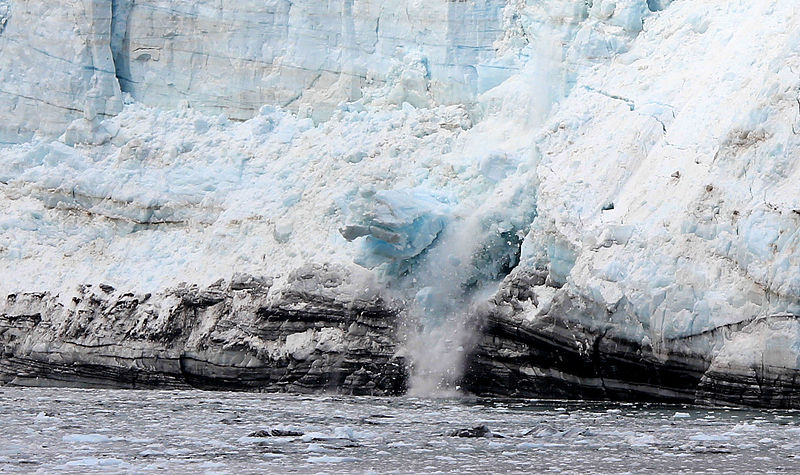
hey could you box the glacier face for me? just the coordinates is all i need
[0,0,512,142]
[0,0,123,142]
[110,0,511,122]
[2,0,800,405]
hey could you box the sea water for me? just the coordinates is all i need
[2,388,799,473]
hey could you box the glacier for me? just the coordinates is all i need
[2,0,800,407]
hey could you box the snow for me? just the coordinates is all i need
[2,0,800,382]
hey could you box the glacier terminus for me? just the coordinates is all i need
[2,0,800,409]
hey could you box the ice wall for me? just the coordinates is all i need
[504,0,800,396]
[0,0,123,142]
[0,0,510,142]
[112,0,508,121]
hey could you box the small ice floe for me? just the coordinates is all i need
[516,442,545,450]
[387,441,413,448]
[304,443,332,453]
[522,425,587,439]
[360,414,396,425]
[0,444,23,456]
[34,412,61,424]
[523,425,560,438]
[199,461,226,469]
[300,426,376,442]
[730,422,760,433]
[238,435,293,445]
[689,433,730,442]
[248,429,304,438]
[65,458,128,467]
[62,434,112,443]
[306,456,358,463]
[673,412,691,419]
[164,448,194,456]
[138,449,163,457]
[626,434,658,446]
[239,425,306,444]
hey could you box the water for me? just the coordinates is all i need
[2,388,799,474]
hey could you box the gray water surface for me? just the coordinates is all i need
[1,388,798,473]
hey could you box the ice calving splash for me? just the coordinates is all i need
[338,163,539,395]
[403,170,538,396]
[388,15,565,396]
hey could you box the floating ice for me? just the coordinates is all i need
[689,434,731,442]
[307,456,359,463]
[62,434,112,444]
[65,458,128,467]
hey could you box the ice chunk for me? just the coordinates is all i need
[306,456,358,463]
[342,189,450,272]
[65,458,128,467]
[689,433,730,442]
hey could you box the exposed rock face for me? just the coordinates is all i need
[0,265,406,395]
[463,271,800,409]
[4,261,800,407]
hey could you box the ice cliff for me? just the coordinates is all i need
[2,0,800,407]
[1,0,509,141]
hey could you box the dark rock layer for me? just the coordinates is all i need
[463,310,707,403]
[463,272,800,408]
[4,264,800,408]
[0,265,406,395]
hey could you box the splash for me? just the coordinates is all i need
[402,172,537,396]
[402,28,564,397]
